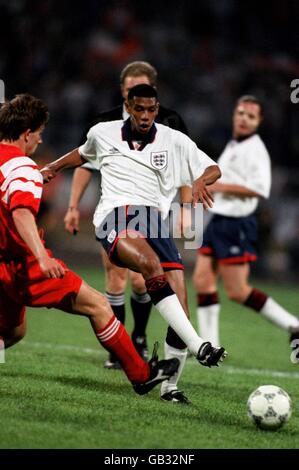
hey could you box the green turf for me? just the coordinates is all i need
[1,267,299,449]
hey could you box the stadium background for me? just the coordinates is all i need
[1,0,299,277]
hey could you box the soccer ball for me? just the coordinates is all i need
[247,385,292,430]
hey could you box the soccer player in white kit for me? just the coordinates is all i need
[63,61,190,369]
[193,95,299,349]
[41,84,227,404]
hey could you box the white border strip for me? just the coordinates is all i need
[0,338,5,363]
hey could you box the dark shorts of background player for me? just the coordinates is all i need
[198,213,258,264]
[96,205,184,271]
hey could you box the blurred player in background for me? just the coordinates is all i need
[192,95,299,348]
[64,61,190,370]
[0,93,180,396]
[42,84,227,405]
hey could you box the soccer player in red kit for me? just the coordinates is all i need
[0,93,179,395]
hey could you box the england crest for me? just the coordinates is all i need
[150,151,168,170]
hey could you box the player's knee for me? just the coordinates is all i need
[90,292,113,319]
[226,288,245,303]
[105,267,127,292]
[130,273,146,293]
[192,271,202,290]
[192,271,213,292]
[138,254,161,278]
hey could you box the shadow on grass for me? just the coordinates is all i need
[1,368,130,395]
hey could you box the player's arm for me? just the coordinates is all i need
[64,167,92,235]
[192,165,221,209]
[212,147,271,199]
[173,115,192,207]
[179,186,192,203]
[176,186,193,235]
[164,109,191,208]
[41,148,85,182]
[177,134,220,209]
[208,182,261,198]
[12,208,65,278]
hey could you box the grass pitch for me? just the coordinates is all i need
[1,267,299,449]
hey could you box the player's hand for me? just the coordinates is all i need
[38,256,66,279]
[192,178,214,209]
[64,208,80,235]
[40,166,56,183]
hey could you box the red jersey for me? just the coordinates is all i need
[0,143,43,261]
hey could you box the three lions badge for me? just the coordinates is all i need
[150,151,168,170]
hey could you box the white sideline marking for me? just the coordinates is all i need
[21,340,103,356]
[187,360,299,379]
[222,365,299,380]
[18,341,299,380]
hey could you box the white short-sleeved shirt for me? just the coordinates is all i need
[211,134,271,217]
[79,120,216,227]
[80,105,129,173]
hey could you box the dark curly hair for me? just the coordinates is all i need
[0,93,49,141]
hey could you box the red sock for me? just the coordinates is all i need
[197,292,219,307]
[244,288,268,311]
[96,316,150,383]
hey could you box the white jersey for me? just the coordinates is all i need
[81,105,128,172]
[210,134,271,217]
[79,120,216,227]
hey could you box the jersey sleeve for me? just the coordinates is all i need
[78,127,101,170]
[244,143,271,198]
[176,135,217,186]
[4,164,43,215]
[81,161,98,171]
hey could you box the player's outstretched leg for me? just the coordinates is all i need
[130,271,152,361]
[103,292,125,370]
[145,275,228,365]
[101,249,127,370]
[71,280,179,394]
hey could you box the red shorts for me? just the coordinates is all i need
[0,250,82,332]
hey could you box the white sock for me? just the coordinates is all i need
[160,343,187,396]
[196,304,220,346]
[155,294,203,355]
[260,297,299,331]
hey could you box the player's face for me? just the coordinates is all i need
[121,75,151,100]
[233,102,262,139]
[25,125,44,156]
[127,97,159,134]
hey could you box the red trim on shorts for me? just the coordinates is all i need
[219,253,257,265]
[161,262,184,270]
[198,247,213,255]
